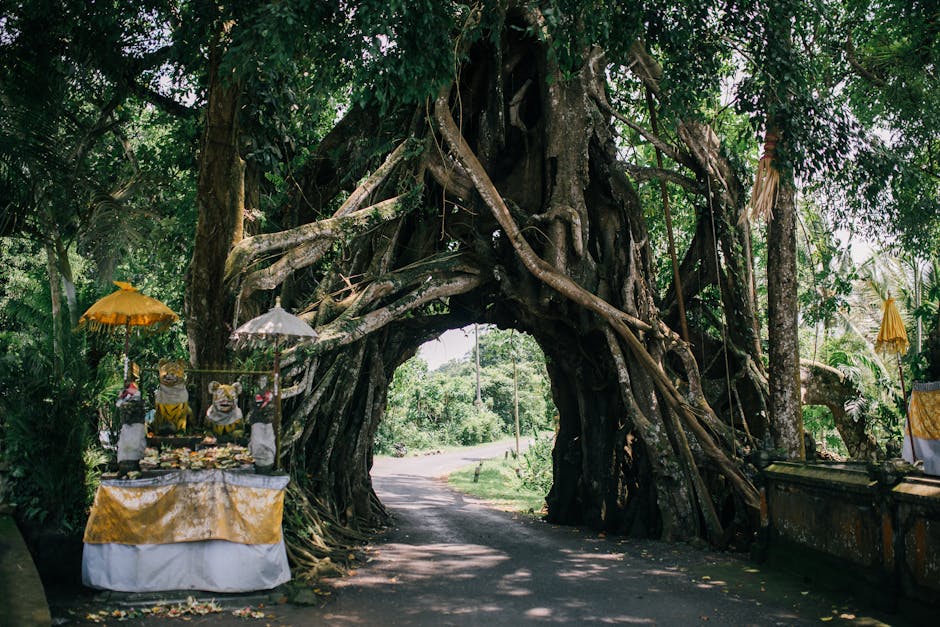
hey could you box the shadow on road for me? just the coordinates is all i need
[318,470,818,626]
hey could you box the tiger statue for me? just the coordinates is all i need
[206,380,244,437]
[153,359,192,435]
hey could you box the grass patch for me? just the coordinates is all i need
[448,455,547,515]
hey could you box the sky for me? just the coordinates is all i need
[418,325,478,370]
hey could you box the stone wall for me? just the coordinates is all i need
[759,462,940,617]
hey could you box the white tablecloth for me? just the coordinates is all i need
[82,470,291,592]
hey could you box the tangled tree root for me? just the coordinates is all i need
[283,483,380,580]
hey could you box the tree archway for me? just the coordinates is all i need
[220,8,770,551]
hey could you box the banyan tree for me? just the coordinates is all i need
[187,2,796,556]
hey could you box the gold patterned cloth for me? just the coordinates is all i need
[84,470,288,545]
[908,385,940,440]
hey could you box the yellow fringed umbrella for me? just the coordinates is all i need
[875,297,909,356]
[78,281,178,379]
[875,296,913,458]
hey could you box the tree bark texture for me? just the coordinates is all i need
[767,178,805,459]
[186,40,245,373]
[218,11,772,549]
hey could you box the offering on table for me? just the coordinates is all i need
[153,359,193,435]
[205,381,244,438]
[139,444,253,471]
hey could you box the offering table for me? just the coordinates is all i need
[82,469,290,592]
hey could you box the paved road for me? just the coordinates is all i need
[312,442,815,626]
[58,441,903,626]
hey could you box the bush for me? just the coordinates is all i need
[519,432,554,493]
[456,406,503,445]
[373,410,436,454]
[0,363,98,534]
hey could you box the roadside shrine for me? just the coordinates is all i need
[78,286,302,593]
[81,365,290,592]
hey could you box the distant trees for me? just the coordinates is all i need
[375,328,555,454]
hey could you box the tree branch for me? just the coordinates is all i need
[231,196,408,298]
[126,79,198,118]
[228,137,414,289]
[595,96,697,171]
[844,34,889,88]
[620,162,703,193]
[226,195,406,284]
[307,270,484,354]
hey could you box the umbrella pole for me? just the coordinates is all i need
[274,336,282,470]
[123,323,131,381]
[898,354,916,462]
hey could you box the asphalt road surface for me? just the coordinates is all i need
[309,442,817,626]
[61,440,904,626]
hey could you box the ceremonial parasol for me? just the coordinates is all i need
[875,296,913,458]
[231,297,318,466]
[78,281,179,379]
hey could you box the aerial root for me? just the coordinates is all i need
[283,482,377,580]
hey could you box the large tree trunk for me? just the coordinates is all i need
[762,1,806,460]
[219,9,769,557]
[186,37,245,372]
[767,177,805,458]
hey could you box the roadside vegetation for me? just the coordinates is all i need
[448,433,555,515]
[374,328,557,455]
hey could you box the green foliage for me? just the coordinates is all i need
[519,432,554,494]
[797,204,857,329]
[816,1,940,255]
[0,243,104,532]
[376,327,557,454]
[456,405,503,446]
[803,333,905,453]
[801,405,847,457]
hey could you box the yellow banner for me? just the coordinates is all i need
[908,389,940,441]
[84,472,285,545]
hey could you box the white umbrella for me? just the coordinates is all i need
[231,297,318,467]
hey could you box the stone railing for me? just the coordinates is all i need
[757,461,940,619]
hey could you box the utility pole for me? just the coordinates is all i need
[474,323,482,405]
[512,332,520,458]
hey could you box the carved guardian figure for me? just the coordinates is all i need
[206,381,244,437]
[153,359,192,435]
